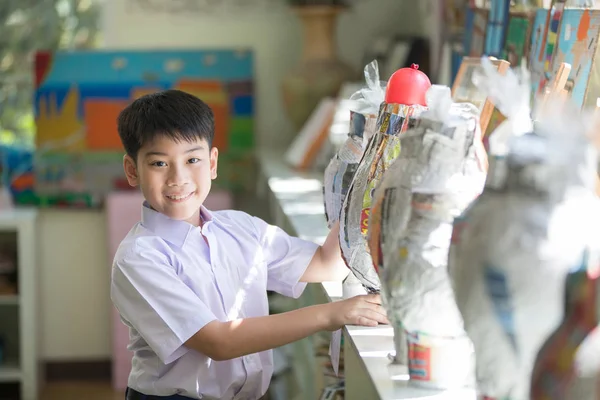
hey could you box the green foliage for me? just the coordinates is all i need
[0,0,101,149]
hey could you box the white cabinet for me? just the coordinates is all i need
[0,209,39,400]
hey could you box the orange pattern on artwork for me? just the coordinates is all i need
[84,100,129,151]
[175,80,230,152]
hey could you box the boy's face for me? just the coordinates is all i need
[123,135,218,226]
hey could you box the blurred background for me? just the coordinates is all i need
[0,0,576,399]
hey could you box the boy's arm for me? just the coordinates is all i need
[300,221,350,283]
[113,235,388,364]
[185,293,387,361]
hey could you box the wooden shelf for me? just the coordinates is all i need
[0,295,18,306]
[0,359,21,382]
[0,208,39,399]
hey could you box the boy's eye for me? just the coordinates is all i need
[151,161,167,167]
[188,158,200,164]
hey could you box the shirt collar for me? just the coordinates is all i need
[141,201,214,247]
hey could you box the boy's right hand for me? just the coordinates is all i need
[324,294,389,331]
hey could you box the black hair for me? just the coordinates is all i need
[117,89,214,161]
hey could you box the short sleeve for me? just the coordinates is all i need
[250,216,319,298]
[111,240,217,364]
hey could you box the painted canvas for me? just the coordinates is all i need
[34,49,254,208]
[551,9,600,109]
[502,12,535,66]
[530,8,551,105]
[0,145,35,206]
[533,3,564,100]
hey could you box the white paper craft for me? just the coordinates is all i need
[323,60,385,228]
[375,85,486,387]
[339,101,426,293]
[449,58,600,400]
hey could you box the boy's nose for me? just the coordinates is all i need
[167,177,188,186]
[166,168,189,186]
[167,180,187,187]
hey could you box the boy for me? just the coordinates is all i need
[110,89,388,400]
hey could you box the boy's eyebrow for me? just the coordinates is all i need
[185,146,205,153]
[144,146,205,157]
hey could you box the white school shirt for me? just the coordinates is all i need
[110,203,319,399]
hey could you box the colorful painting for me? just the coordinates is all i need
[0,145,35,206]
[530,8,551,105]
[534,4,564,100]
[33,49,254,208]
[502,13,535,66]
[551,9,600,109]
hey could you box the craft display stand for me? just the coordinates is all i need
[451,56,510,134]
[258,149,477,400]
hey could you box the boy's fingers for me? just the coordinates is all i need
[356,316,378,327]
[371,304,388,318]
[363,294,382,304]
[362,302,387,316]
[359,309,389,325]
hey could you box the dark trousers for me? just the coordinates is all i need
[126,387,193,400]
[126,387,269,400]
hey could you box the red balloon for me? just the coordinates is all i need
[385,63,431,106]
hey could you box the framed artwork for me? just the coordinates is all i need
[535,2,565,99]
[535,62,572,116]
[484,108,506,140]
[34,49,255,208]
[503,11,536,66]
[551,8,600,109]
[530,8,552,104]
[451,56,511,134]
[486,62,570,149]
[284,97,336,171]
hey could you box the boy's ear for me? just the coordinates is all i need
[210,147,218,180]
[123,154,139,187]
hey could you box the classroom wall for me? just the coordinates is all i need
[39,210,111,360]
[102,0,426,148]
[40,0,426,361]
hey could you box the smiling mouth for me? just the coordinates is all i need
[165,192,194,202]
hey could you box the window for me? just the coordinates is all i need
[0,0,101,148]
